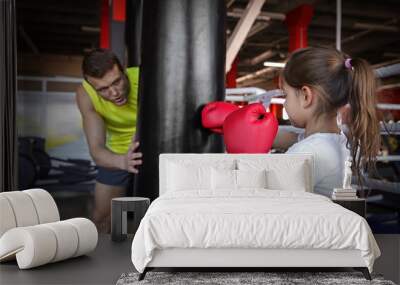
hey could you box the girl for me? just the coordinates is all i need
[274,47,380,197]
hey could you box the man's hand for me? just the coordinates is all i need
[123,141,142,173]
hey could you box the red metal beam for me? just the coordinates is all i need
[100,0,110,48]
[113,0,126,22]
[285,4,314,52]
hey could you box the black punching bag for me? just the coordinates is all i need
[135,0,226,200]
[126,0,142,67]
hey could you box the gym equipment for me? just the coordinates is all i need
[225,88,285,108]
[223,103,279,153]
[18,136,50,179]
[135,0,226,200]
[18,136,96,189]
[18,154,37,189]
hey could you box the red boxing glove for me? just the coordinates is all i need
[223,103,278,153]
[201,101,239,134]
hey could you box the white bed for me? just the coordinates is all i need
[131,154,380,280]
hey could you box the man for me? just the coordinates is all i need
[76,48,142,233]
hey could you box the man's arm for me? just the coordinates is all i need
[75,86,142,173]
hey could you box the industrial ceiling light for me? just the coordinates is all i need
[263,61,285,68]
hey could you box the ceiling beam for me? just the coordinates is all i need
[240,36,287,66]
[18,12,98,26]
[309,14,400,33]
[344,34,400,55]
[25,35,97,44]
[230,8,286,21]
[247,22,270,38]
[353,22,399,32]
[226,0,266,72]
[226,0,235,9]
[384,52,400,58]
[238,77,269,87]
[24,25,96,36]
[236,67,274,83]
[18,26,39,55]
[17,0,99,15]
[242,50,276,66]
[81,26,101,33]
[341,18,399,45]
[315,3,399,20]
[22,45,92,53]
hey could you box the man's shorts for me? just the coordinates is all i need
[96,166,133,188]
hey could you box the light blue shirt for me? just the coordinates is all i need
[286,132,350,197]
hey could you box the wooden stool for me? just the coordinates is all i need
[111,197,150,242]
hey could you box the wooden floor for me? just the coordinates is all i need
[0,234,134,285]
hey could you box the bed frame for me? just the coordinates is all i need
[140,248,370,280]
[138,154,372,281]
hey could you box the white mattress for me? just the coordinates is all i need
[131,190,380,273]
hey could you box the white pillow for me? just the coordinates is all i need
[237,169,268,189]
[237,158,310,191]
[266,167,307,191]
[168,163,211,191]
[211,169,268,190]
[211,168,236,190]
[166,159,236,192]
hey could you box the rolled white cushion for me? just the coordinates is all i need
[0,192,39,227]
[0,196,17,238]
[23,189,60,223]
[0,218,97,269]
[0,226,57,269]
[42,221,79,262]
[64,218,98,257]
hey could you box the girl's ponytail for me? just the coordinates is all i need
[346,58,380,183]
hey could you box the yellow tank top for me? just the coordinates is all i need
[82,67,139,154]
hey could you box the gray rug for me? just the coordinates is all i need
[116,271,396,285]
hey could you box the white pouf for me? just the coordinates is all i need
[0,189,98,269]
[0,218,98,269]
[24,188,60,223]
[0,225,57,269]
[42,221,79,262]
[1,191,39,227]
[0,196,17,237]
[65,218,98,257]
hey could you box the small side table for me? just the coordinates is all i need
[111,197,150,242]
[332,198,366,218]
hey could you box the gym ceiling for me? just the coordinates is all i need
[16,0,400,88]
